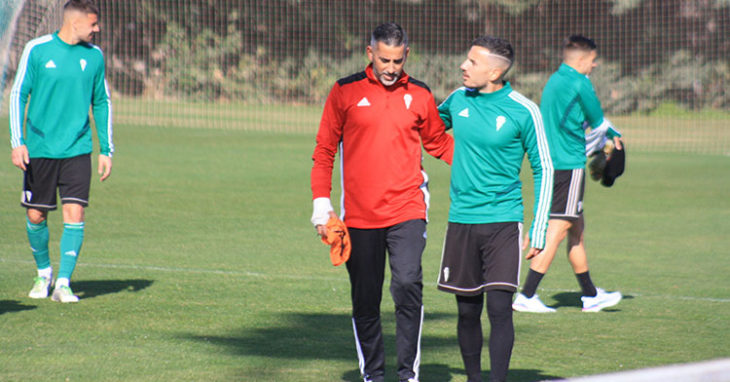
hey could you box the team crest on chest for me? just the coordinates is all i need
[80,59,87,71]
[496,116,506,131]
[403,94,412,110]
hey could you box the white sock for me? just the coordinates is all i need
[38,267,52,279]
[56,277,70,287]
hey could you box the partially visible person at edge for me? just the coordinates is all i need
[436,35,553,382]
[310,22,454,382]
[512,34,623,314]
[9,0,113,303]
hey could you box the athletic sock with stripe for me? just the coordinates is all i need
[58,222,84,281]
[26,217,51,270]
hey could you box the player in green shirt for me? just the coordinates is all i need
[513,35,622,313]
[8,0,112,303]
[436,36,553,382]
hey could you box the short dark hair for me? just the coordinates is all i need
[64,0,99,16]
[470,35,514,64]
[563,34,597,52]
[370,22,408,48]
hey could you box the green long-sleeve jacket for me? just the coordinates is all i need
[9,32,113,158]
[439,83,553,249]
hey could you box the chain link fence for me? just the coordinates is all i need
[2,0,729,153]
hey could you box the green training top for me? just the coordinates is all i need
[9,32,113,159]
[540,63,610,170]
[439,83,554,249]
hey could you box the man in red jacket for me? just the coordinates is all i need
[310,23,453,382]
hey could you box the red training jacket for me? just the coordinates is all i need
[311,64,454,229]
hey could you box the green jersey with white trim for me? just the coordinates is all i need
[439,83,553,249]
[540,63,606,170]
[9,32,113,159]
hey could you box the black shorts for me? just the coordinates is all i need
[437,222,522,295]
[21,154,91,211]
[550,169,585,220]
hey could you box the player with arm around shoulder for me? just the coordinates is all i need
[9,0,113,303]
[512,35,623,314]
[310,23,453,382]
[436,36,553,382]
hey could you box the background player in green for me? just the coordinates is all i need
[8,0,113,303]
[512,35,622,313]
[436,36,553,382]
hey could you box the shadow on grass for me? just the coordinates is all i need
[509,369,563,381]
[184,311,563,381]
[0,300,37,315]
[551,291,583,308]
[340,364,454,381]
[552,291,630,312]
[72,279,154,299]
[341,366,560,381]
[187,312,452,361]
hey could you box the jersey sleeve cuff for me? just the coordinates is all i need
[311,197,334,226]
[597,118,622,137]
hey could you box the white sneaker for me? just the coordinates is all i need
[51,285,80,303]
[512,293,556,313]
[581,288,622,312]
[28,276,53,299]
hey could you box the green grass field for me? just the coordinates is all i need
[109,98,730,156]
[0,112,729,381]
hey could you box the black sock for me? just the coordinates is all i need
[576,271,597,297]
[521,269,544,298]
[457,294,484,382]
[486,290,514,382]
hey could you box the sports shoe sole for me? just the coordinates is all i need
[512,303,556,313]
[582,294,622,312]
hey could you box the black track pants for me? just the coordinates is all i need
[346,219,426,382]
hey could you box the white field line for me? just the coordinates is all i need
[0,257,345,282]
[2,257,729,303]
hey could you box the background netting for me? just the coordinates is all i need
[2,0,729,153]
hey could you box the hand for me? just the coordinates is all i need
[613,136,623,150]
[522,232,530,251]
[98,154,112,181]
[316,211,338,238]
[11,145,30,171]
[525,247,543,260]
